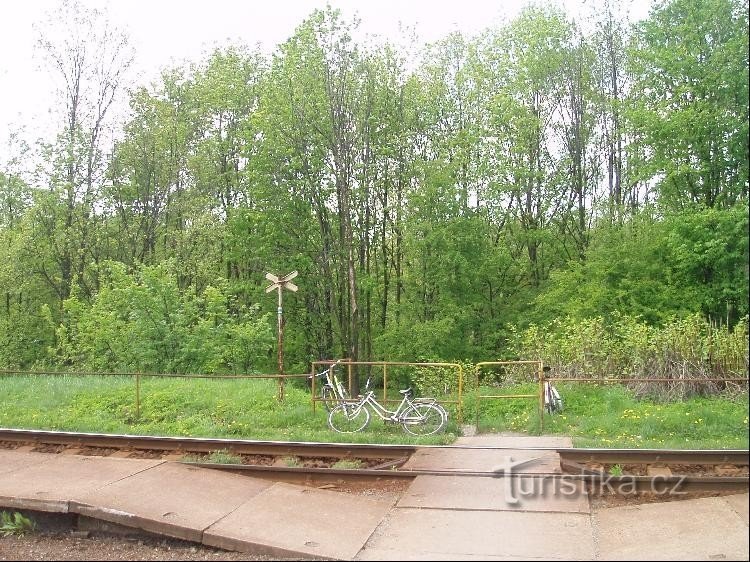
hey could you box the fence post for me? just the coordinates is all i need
[538,361,544,432]
[135,373,141,420]
[311,364,317,413]
[474,364,481,428]
[457,364,463,423]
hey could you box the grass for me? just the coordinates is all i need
[332,459,363,469]
[0,374,746,449]
[0,374,457,445]
[206,449,243,464]
[280,456,301,467]
[0,512,36,536]
[471,382,749,449]
[180,449,243,464]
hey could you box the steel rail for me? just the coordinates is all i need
[197,463,748,494]
[0,428,415,459]
[558,448,749,466]
[1,428,747,467]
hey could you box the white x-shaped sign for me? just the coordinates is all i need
[265,271,298,293]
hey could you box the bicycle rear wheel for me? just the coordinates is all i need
[328,403,371,433]
[416,399,449,421]
[401,403,446,436]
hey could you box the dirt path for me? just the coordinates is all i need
[0,533,298,561]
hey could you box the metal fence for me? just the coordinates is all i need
[310,360,464,422]
[2,363,746,430]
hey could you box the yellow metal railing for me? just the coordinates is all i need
[474,360,545,431]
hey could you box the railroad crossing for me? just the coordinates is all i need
[0,433,747,560]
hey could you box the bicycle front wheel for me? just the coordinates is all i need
[328,403,371,433]
[401,403,446,436]
[320,385,336,412]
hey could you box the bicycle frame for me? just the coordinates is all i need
[312,361,348,405]
[353,391,414,422]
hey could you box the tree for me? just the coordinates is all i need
[484,6,573,287]
[35,0,134,303]
[627,0,749,209]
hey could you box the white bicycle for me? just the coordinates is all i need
[309,360,348,412]
[328,382,447,436]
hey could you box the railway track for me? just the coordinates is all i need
[1,428,747,494]
[0,427,415,459]
[558,448,749,465]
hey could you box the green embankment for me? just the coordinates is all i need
[1,375,746,449]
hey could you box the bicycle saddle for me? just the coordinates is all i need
[399,387,412,395]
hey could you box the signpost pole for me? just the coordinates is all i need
[265,271,299,402]
[277,284,284,401]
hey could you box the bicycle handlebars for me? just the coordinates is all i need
[308,359,342,379]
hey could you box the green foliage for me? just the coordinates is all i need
[411,361,476,397]
[0,0,747,382]
[0,372,745,448]
[506,313,748,398]
[664,205,749,323]
[534,205,749,326]
[53,260,274,374]
[180,450,243,464]
[627,0,749,208]
[0,512,36,536]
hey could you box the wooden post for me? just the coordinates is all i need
[135,373,141,420]
[265,271,298,401]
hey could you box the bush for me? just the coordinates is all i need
[53,260,274,374]
[412,361,475,397]
[506,314,749,399]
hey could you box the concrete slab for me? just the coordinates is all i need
[0,450,53,475]
[0,450,56,510]
[204,482,393,560]
[357,507,594,561]
[75,462,273,542]
[722,493,749,526]
[398,475,589,513]
[402,447,561,474]
[0,452,163,514]
[595,496,750,560]
[357,549,586,561]
[453,435,573,448]
[0,453,163,502]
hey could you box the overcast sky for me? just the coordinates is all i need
[0,0,652,156]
